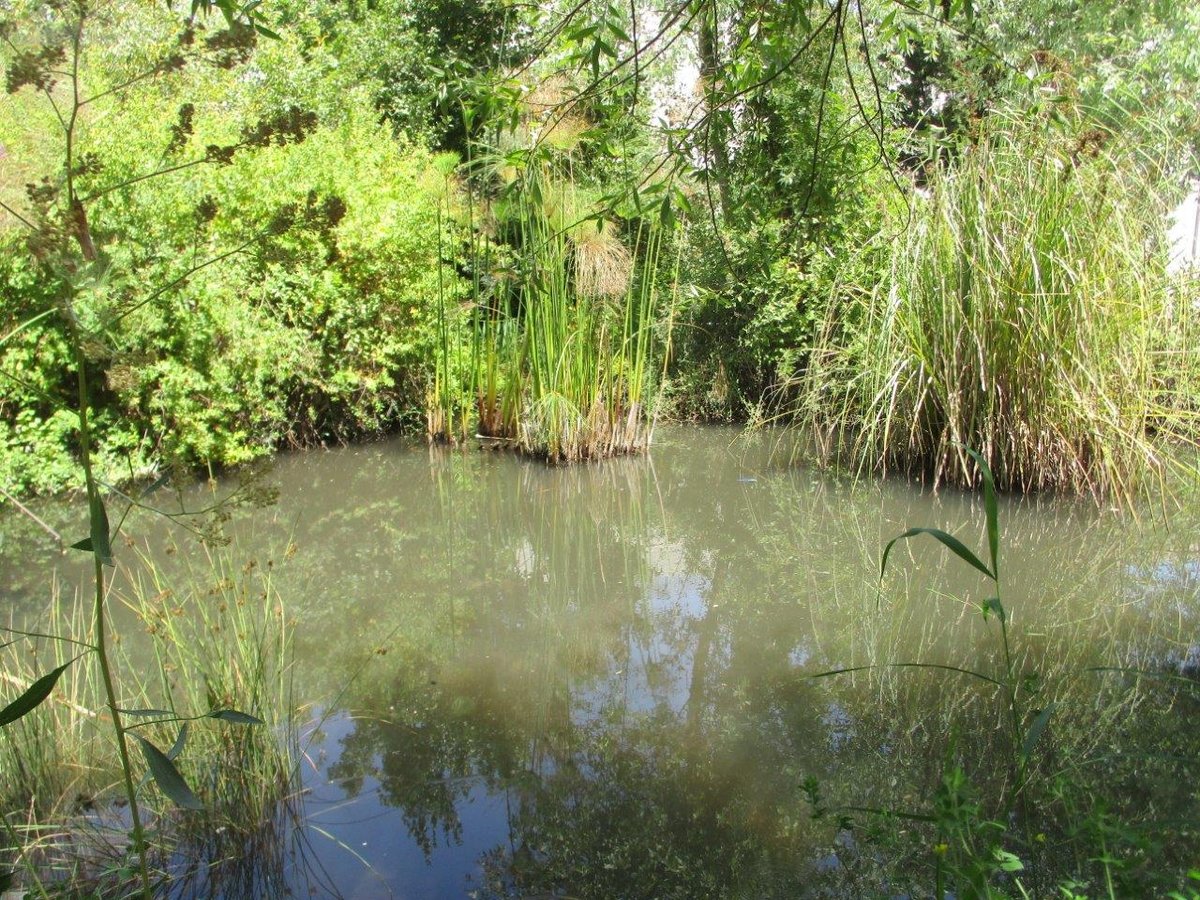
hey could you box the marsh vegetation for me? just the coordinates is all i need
[3,430,1200,896]
[2,0,1200,896]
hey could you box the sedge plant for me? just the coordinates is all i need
[428,153,676,462]
[0,4,299,896]
[796,109,1200,504]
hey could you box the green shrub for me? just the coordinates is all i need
[0,4,461,494]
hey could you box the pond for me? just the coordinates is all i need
[3,426,1199,897]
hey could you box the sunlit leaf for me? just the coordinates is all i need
[881,527,993,581]
[0,661,72,728]
[140,472,171,497]
[965,448,999,580]
[167,723,189,761]
[981,596,1005,623]
[88,491,113,567]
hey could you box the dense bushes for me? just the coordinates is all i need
[1,0,1198,499]
[0,4,461,494]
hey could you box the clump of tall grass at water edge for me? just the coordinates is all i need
[428,175,676,463]
[794,113,1200,501]
[1,547,298,897]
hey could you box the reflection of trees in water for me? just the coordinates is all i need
[310,446,877,894]
[9,430,1197,893]
[297,434,1200,895]
[325,640,840,897]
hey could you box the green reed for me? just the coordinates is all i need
[0,546,297,896]
[808,449,1200,897]
[428,166,674,462]
[796,111,1200,502]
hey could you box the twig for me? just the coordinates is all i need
[0,485,64,547]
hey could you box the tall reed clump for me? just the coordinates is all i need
[429,175,675,463]
[1,547,297,896]
[796,112,1200,501]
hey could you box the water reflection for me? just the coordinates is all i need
[3,427,1199,896]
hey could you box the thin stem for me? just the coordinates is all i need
[75,341,153,900]
[0,200,38,231]
[0,485,63,546]
[0,626,95,651]
[81,153,217,204]
[63,14,152,888]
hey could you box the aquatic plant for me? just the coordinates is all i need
[807,449,1200,897]
[1,545,298,896]
[428,164,676,463]
[795,110,1200,502]
[0,6,301,895]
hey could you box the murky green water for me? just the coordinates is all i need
[3,427,1199,897]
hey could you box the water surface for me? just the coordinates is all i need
[4,427,1198,897]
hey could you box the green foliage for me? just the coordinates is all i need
[99,111,457,459]
[0,550,295,894]
[429,170,672,462]
[795,108,1200,499]
[0,3,460,494]
[664,0,898,422]
[808,448,1200,897]
[271,0,533,151]
[669,221,834,421]
[0,660,73,728]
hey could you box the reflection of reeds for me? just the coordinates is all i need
[0,546,305,897]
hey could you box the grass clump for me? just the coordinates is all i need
[795,111,1200,501]
[0,546,298,897]
[429,175,675,464]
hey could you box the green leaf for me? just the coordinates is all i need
[994,847,1024,873]
[70,537,93,552]
[140,472,171,497]
[965,448,999,580]
[135,734,202,810]
[659,194,674,229]
[119,708,176,718]
[209,709,264,725]
[88,491,113,567]
[881,527,994,581]
[0,661,72,728]
[981,596,1005,623]
[167,723,189,761]
[1021,703,1056,762]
